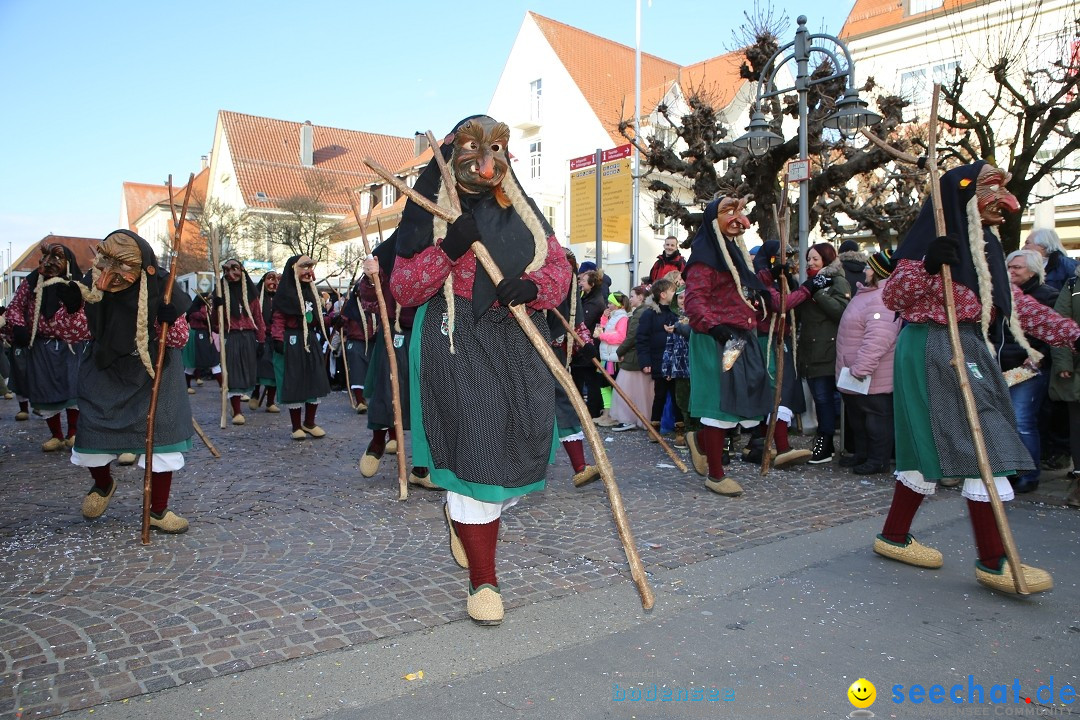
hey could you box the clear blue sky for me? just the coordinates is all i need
[0,0,853,264]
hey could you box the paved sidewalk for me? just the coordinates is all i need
[1,389,1075,718]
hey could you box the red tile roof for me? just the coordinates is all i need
[219,110,415,216]
[840,0,984,39]
[123,182,170,229]
[10,236,100,275]
[529,13,750,144]
[530,12,683,144]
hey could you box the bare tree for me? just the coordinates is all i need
[258,170,342,265]
[193,195,250,270]
[933,13,1080,250]
[621,7,916,249]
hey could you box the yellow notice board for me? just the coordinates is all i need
[569,147,632,245]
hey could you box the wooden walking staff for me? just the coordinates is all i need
[191,418,221,458]
[865,85,1028,593]
[551,308,688,473]
[346,190,408,501]
[208,229,229,429]
[364,138,655,610]
[761,200,791,477]
[142,174,195,544]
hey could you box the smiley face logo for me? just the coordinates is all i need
[848,678,876,709]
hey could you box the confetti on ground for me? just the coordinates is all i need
[403,670,425,681]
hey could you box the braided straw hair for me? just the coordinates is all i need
[964,197,1043,364]
[29,276,68,346]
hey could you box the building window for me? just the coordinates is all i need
[542,205,556,229]
[360,191,371,215]
[530,78,542,122]
[529,140,542,179]
[382,183,397,207]
[653,124,676,148]
[900,60,958,106]
[907,0,943,14]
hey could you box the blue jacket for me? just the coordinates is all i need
[636,297,678,378]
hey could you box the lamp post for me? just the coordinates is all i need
[734,15,880,280]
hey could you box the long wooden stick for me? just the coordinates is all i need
[142,173,195,544]
[924,85,1027,593]
[365,147,655,609]
[346,191,408,501]
[208,232,229,429]
[191,418,221,458]
[551,309,687,472]
[761,198,790,476]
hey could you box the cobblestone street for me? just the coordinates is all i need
[0,387,1072,718]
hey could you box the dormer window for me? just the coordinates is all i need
[382,183,397,207]
[907,0,943,15]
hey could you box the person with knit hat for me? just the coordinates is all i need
[73,230,193,533]
[875,161,1080,594]
[271,254,331,440]
[1,240,90,451]
[389,115,571,625]
[218,259,265,425]
[593,290,629,427]
[835,248,900,475]
[838,239,868,292]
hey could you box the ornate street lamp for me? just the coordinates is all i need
[734,15,881,278]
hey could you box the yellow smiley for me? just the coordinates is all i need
[848,678,876,709]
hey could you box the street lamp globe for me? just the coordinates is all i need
[824,89,883,140]
[734,110,785,158]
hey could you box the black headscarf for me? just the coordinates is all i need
[219,259,258,325]
[255,274,276,327]
[26,243,81,321]
[893,160,1011,318]
[83,229,190,371]
[684,197,768,298]
[395,115,554,318]
[272,255,319,318]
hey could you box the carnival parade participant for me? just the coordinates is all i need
[875,161,1079,594]
[271,255,331,440]
[390,115,571,625]
[73,230,193,533]
[682,196,783,497]
[250,271,280,413]
[218,259,265,425]
[2,240,90,450]
[182,275,221,394]
[355,245,430,487]
[341,276,377,414]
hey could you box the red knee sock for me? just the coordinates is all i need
[453,518,500,590]
[213,372,223,388]
[46,414,64,440]
[186,374,193,388]
[89,464,113,492]
[352,388,365,406]
[264,386,276,406]
[698,426,727,479]
[774,420,790,452]
[19,400,29,414]
[289,407,302,431]
[880,481,926,543]
[66,407,78,438]
[304,403,317,427]
[150,471,173,515]
[967,499,1005,568]
[368,428,387,455]
[563,439,587,472]
[230,395,242,417]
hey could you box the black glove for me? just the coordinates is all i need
[708,324,733,345]
[802,274,832,293]
[273,339,285,354]
[440,213,479,261]
[924,235,960,275]
[496,277,539,306]
[212,294,226,309]
[767,253,789,280]
[56,281,82,313]
[157,303,178,325]
[11,324,30,347]
[577,341,599,361]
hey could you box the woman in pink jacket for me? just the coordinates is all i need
[835,250,900,475]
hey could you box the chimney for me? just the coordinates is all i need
[300,121,314,166]
[200,155,209,170]
[414,131,430,157]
